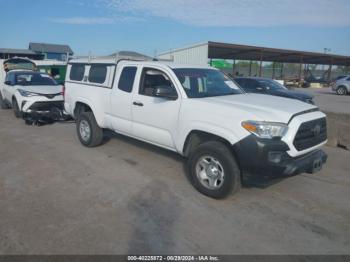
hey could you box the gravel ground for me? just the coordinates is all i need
[0,109,349,255]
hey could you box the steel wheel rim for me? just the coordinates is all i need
[195,155,225,190]
[79,120,91,141]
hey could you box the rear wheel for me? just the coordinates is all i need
[76,111,104,147]
[187,141,241,199]
[12,98,22,118]
[337,86,348,95]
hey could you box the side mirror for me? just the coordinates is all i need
[154,85,178,100]
[4,80,12,86]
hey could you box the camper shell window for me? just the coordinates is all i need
[70,64,85,81]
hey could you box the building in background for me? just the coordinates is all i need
[29,43,73,61]
[0,48,44,60]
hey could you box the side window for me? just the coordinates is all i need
[5,73,10,83]
[70,64,85,81]
[246,79,260,90]
[88,65,107,84]
[234,78,246,88]
[347,77,350,81]
[139,68,176,97]
[5,73,15,85]
[118,67,137,93]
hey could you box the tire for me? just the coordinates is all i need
[337,86,348,96]
[12,98,22,118]
[76,111,104,147]
[187,141,241,199]
[0,92,9,109]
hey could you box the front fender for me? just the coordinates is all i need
[176,121,249,155]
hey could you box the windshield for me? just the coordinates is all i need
[257,79,287,91]
[15,73,58,86]
[173,68,243,98]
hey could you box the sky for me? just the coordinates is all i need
[0,0,350,57]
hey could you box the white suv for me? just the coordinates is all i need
[64,55,328,199]
[0,70,64,120]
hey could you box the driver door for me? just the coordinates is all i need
[131,67,181,150]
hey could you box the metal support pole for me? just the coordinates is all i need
[328,63,333,83]
[280,63,284,79]
[249,60,252,76]
[272,62,275,79]
[259,52,263,77]
[232,59,236,76]
[298,57,304,87]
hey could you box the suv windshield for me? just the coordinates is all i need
[15,72,58,86]
[173,68,242,98]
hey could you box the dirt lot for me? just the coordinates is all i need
[0,109,349,255]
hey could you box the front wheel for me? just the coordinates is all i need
[76,111,104,147]
[0,92,9,109]
[337,86,348,95]
[187,141,241,199]
[12,98,22,118]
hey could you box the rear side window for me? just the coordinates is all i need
[118,67,137,93]
[70,64,85,81]
[89,65,107,84]
[234,78,246,88]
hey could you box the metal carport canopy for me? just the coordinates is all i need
[208,41,350,66]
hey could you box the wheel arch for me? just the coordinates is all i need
[73,99,104,127]
[182,130,238,158]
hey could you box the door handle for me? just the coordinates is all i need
[133,101,144,107]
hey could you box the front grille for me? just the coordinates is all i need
[293,117,327,151]
[29,101,64,111]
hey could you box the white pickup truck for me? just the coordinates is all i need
[64,55,327,199]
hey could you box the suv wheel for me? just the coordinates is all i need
[337,86,348,95]
[188,141,241,199]
[0,92,9,109]
[12,98,22,118]
[77,111,104,147]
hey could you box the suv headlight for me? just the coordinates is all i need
[18,89,38,97]
[242,121,288,139]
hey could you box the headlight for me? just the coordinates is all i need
[18,89,38,97]
[242,121,288,139]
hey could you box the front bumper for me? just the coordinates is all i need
[232,135,327,179]
[22,101,67,122]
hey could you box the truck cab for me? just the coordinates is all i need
[64,55,328,199]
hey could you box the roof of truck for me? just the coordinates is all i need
[69,56,212,69]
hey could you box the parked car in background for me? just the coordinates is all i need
[0,70,64,120]
[64,55,327,199]
[234,77,315,104]
[331,75,350,95]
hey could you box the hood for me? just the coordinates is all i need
[197,93,317,123]
[17,85,62,95]
[271,89,314,101]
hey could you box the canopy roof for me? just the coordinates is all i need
[208,41,350,66]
